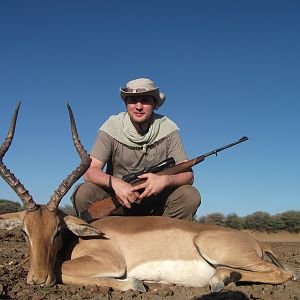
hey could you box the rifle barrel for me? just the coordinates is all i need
[203,136,248,158]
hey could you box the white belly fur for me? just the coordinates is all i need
[127,259,215,287]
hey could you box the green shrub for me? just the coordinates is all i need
[196,210,300,233]
[0,199,23,214]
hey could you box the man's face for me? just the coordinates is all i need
[125,95,155,126]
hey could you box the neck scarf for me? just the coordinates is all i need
[99,112,179,153]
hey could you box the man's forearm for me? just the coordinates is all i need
[166,171,194,188]
[84,167,138,207]
[84,167,111,189]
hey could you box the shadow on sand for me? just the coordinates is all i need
[194,290,249,300]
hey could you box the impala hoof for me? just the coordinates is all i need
[209,277,225,293]
[132,279,146,292]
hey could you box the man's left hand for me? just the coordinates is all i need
[132,173,170,200]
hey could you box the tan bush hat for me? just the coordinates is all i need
[120,78,166,108]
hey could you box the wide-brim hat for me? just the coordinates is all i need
[120,78,166,108]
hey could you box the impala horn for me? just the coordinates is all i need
[47,103,91,211]
[0,102,37,210]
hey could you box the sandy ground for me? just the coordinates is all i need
[0,228,299,300]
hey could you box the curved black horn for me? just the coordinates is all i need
[0,102,36,209]
[47,103,91,211]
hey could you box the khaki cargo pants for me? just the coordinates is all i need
[71,181,201,221]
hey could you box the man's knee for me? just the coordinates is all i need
[163,185,201,220]
[71,182,107,214]
[179,185,201,211]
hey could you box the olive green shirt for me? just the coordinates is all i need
[90,130,188,179]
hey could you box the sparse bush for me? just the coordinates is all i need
[225,213,244,230]
[276,210,300,233]
[0,199,23,214]
[198,213,226,226]
[244,211,274,232]
[196,210,300,232]
[60,204,77,216]
[0,200,77,216]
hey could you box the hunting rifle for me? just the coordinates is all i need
[81,136,248,222]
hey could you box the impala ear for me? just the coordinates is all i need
[63,214,105,237]
[0,211,26,230]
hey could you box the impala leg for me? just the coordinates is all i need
[232,265,293,284]
[61,255,145,291]
[209,268,241,292]
[193,229,294,291]
[62,255,125,277]
[209,264,293,292]
[62,274,145,292]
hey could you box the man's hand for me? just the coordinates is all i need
[111,177,140,208]
[132,173,170,200]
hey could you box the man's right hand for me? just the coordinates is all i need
[111,177,140,208]
[84,156,140,209]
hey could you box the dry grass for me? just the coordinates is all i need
[245,230,300,242]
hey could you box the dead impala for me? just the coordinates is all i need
[0,103,295,292]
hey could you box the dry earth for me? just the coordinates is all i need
[0,228,299,300]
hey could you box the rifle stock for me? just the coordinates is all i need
[86,197,117,219]
[86,136,248,221]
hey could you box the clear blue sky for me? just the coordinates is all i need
[0,1,299,217]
